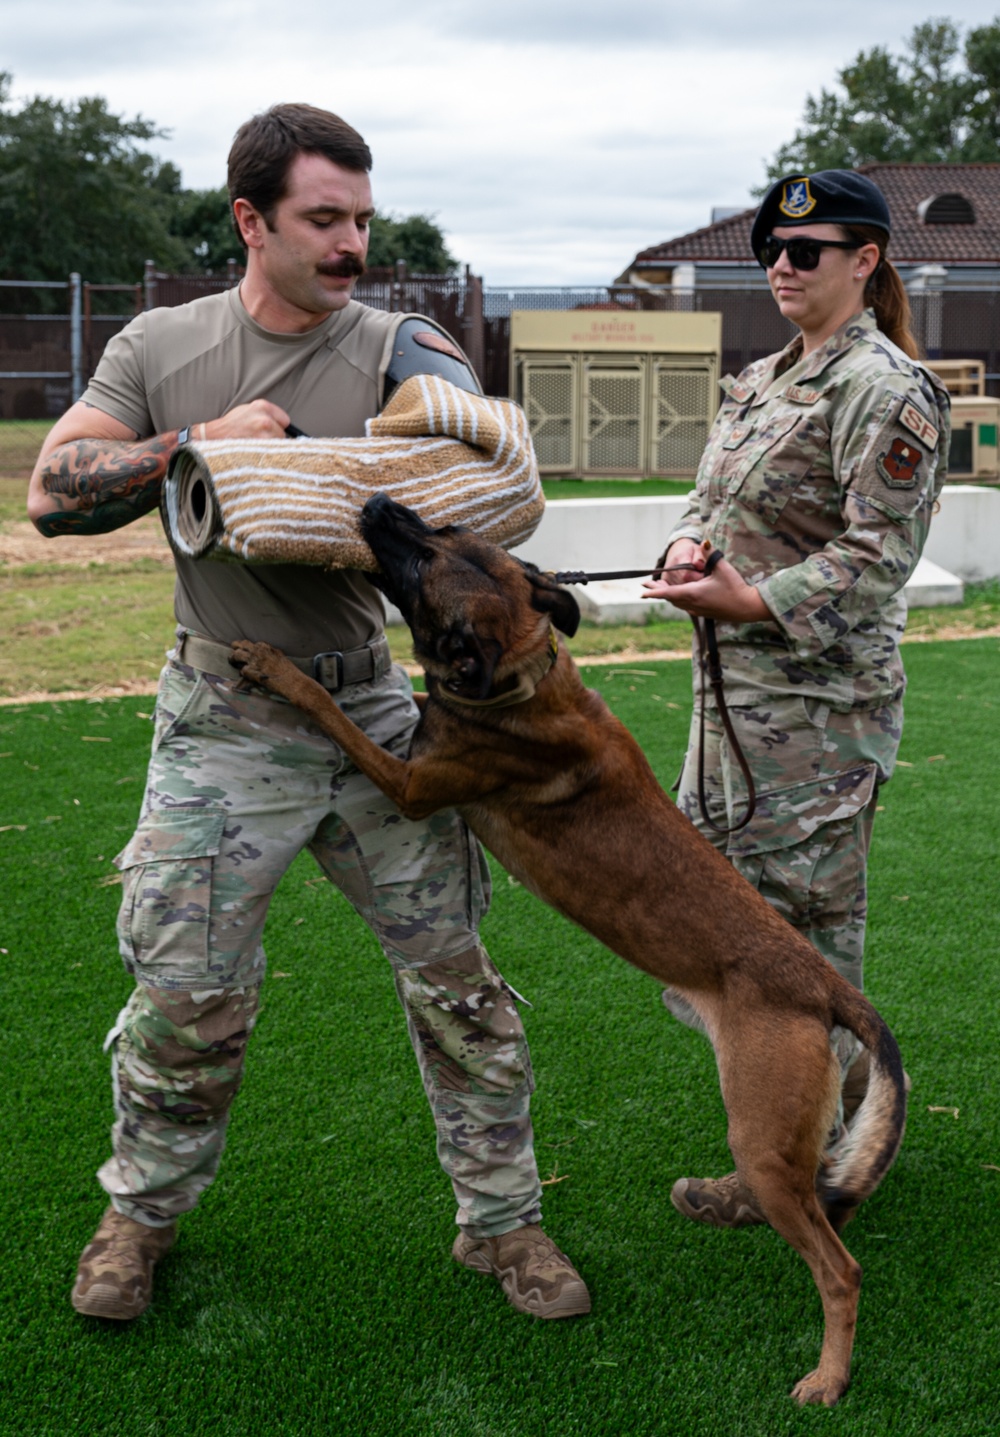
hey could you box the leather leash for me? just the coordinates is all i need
[547,561,705,585]
[549,550,757,835]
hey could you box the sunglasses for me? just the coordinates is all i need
[757,235,861,271]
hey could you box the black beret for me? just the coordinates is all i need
[750,170,891,262]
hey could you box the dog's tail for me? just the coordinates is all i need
[818,983,907,1232]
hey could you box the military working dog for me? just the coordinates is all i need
[231,492,906,1407]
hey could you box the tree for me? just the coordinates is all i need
[167,198,460,277]
[366,211,457,273]
[0,74,460,289]
[0,72,189,290]
[763,17,1000,182]
[167,184,241,275]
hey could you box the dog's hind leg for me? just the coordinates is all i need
[752,1175,862,1406]
[721,1024,862,1406]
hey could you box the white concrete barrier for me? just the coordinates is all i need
[923,484,1000,582]
[514,495,690,575]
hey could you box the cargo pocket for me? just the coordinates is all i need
[728,764,877,859]
[115,808,227,986]
[151,666,211,754]
[726,765,878,929]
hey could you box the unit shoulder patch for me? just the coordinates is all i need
[898,400,939,451]
[876,437,922,488]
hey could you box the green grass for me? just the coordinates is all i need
[3,559,999,699]
[0,561,178,697]
[0,420,52,475]
[542,477,694,500]
[1,641,998,1435]
[0,475,32,525]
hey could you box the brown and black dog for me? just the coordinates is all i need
[231,492,906,1407]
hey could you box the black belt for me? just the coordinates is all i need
[176,631,393,693]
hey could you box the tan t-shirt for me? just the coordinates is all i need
[82,286,401,654]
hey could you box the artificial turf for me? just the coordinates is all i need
[1,640,998,1436]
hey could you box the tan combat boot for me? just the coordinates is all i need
[71,1206,176,1320]
[670,1171,767,1228]
[452,1223,591,1318]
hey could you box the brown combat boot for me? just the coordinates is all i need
[71,1206,176,1320]
[452,1223,591,1318]
[670,1171,767,1228]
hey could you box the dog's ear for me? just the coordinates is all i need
[524,567,580,638]
[437,623,503,700]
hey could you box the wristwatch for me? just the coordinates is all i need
[177,425,193,446]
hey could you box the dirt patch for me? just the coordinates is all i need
[902,623,1000,643]
[0,514,172,567]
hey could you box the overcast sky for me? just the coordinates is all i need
[5,1,999,284]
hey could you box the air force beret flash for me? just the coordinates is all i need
[750,170,892,263]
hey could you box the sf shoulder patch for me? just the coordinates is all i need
[898,400,940,451]
[876,437,922,488]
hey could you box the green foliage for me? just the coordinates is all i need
[166,183,241,274]
[366,210,457,273]
[763,16,1000,182]
[0,71,189,291]
[0,74,457,290]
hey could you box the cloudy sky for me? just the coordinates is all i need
[5,1,998,283]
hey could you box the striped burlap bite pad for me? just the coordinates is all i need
[161,374,544,569]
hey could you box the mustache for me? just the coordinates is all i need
[317,255,366,279]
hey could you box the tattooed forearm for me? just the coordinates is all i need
[35,493,163,537]
[36,433,178,534]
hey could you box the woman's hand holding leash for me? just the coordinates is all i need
[643,540,770,624]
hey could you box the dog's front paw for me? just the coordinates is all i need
[229,639,297,695]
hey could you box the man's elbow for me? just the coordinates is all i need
[26,475,60,533]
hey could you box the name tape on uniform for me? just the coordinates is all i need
[898,401,939,451]
[785,384,822,405]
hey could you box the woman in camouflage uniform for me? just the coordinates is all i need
[644,170,950,1228]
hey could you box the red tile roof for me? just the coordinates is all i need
[630,164,1000,268]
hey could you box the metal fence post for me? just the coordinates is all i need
[144,259,158,312]
[462,265,485,380]
[392,259,407,313]
[69,272,83,402]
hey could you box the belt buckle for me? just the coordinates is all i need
[313,650,345,691]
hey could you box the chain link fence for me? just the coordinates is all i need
[4,265,1000,477]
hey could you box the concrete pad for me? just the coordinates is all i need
[925,485,1000,582]
[904,555,964,607]
[568,578,687,625]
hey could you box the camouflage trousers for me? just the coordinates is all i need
[672,689,902,1072]
[98,654,541,1238]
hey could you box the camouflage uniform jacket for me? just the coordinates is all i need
[665,309,951,709]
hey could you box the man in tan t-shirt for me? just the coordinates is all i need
[28,103,589,1324]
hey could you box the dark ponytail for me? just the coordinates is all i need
[844,224,919,360]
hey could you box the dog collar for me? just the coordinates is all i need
[438,626,559,709]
